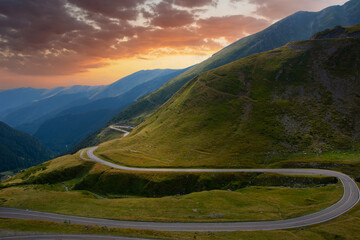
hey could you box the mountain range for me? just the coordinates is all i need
[33,68,188,152]
[0,68,187,152]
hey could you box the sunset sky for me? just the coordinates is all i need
[0,0,348,89]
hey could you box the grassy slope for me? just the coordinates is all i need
[0,189,359,239]
[0,184,342,223]
[95,37,360,168]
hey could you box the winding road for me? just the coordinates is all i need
[0,126,359,232]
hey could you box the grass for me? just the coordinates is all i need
[0,171,14,176]
[99,128,126,141]
[344,24,360,33]
[268,152,360,180]
[0,219,186,240]
[1,154,93,188]
[0,183,342,223]
[1,193,360,240]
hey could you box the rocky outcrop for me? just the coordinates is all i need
[311,25,360,40]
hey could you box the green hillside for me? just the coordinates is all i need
[0,121,53,172]
[95,27,360,168]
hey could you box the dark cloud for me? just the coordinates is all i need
[0,0,141,75]
[0,0,271,76]
[68,0,145,20]
[172,0,218,8]
[147,1,195,28]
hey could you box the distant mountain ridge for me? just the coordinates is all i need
[0,85,104,131]
[0,121,53,172]
[90,69,178,100]
[0,86,102,116]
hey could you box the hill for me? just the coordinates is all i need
[0,121,53,172]
[94,25,360,168]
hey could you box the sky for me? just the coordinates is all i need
[0,0,348,89]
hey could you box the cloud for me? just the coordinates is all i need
[68,0,146,20]
[232,0,346,20]
[197,15,270,42]
[0,0,272,76]
[147,1,196,28]
[172,0,218,8]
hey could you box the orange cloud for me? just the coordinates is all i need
[0,0,273,78]
[146,1,196,28]
[197,15,270,42]
[172,0,218,8]
[233,0,347,20]
[68,0,146,20]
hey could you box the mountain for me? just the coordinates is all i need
[0,69,181,135]
[90,69,179,100]
[34,68,188,153]
[0,86,100,116]
[107,0,360,127]
[0,87,56,115]
[0,85,104,133]
[0,121,53,172]
[94,25,360,168]
[33,109,115,153]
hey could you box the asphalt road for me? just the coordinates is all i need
[0,234,148,240]
[0,146,359,231]
[108,125,132,137]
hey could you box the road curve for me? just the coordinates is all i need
[0,145,359,232]
[108,125,132,137]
